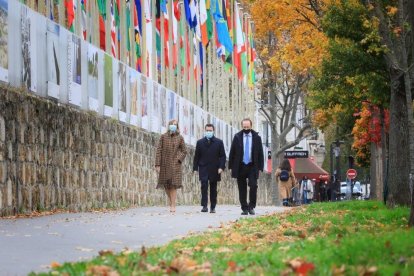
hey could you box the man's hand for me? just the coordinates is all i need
[155,166,160,173]
[218,168,223,174]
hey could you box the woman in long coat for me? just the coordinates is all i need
[155,119,187,212]
[275,158,296,206]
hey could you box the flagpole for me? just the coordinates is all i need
[160,1,166,87]
[168,0,174,91]
[151,0,157,82]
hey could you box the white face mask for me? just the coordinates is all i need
[205,131,214,139]
[169,124,177,133]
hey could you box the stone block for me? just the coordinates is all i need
[0,116,5,143]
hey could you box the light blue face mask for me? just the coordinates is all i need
[205,131,214,139]
[169,124,177,133]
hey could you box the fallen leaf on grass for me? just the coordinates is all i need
[331,264,346,276]
[226,260,242,273]
[50,261,61,269]
[203,247,213,253]
[357,266,378,276]
[286,258,315,276]
[98,250,114,256]
[168,256,211,274]
[86,265,119,276]
[217,247,233,253]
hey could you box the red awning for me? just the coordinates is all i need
[288,158,330,181]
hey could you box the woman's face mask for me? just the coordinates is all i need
[205,131,214,139]
[169,124,177,133]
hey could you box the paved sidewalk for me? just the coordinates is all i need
[0,205,285,275]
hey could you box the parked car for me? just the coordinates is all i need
[340,181,363,199]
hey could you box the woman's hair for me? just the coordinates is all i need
[279,159,292,171]
[167,119,180,133]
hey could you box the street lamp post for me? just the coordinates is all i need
[330,139,344,201]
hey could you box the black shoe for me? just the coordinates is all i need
[241,210,248,215]
[249,209,255,215]
[201,207,208,212]
[210,208,216,213]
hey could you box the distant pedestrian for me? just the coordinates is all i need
[229,118,264,215]
[193,124,226,213]
[155,119,187,213]
[275,158,296,206]
[300,176,314,204]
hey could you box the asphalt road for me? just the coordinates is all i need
[0,205,285,275]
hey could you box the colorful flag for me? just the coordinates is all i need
[80,0,87,39]
[199,0,208,46]
[134,0,142,71]
[64,0,75,32]
[111,0,117,57]
[144,0,153,77]
[212,0,232,54]
[97,0,107,50]
[184,0,197,29]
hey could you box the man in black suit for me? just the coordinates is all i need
[193,124,226,213]
[229,118,264,215]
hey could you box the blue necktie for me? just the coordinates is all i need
[243,135,250,164]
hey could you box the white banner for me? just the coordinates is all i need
[140,74,149,131]
[118,62,127,123]
[87,44,99,112]
[20,6,37,92]
[103,53,113,117]
[151,80,160,133]
[67,33,82,106]
[0,0,8,82]
[129,69,140,127]
[159,85,167,133]
[46,19,60,99]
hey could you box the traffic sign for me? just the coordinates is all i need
[346,169,357,179]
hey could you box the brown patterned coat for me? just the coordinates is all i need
[155,132,187,189]
[275,168,296,199]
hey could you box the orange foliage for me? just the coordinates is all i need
[352,103,389,165]
[247,0,329,74]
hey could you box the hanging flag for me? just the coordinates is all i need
[193,35,198,82]
[184,0,197,29]
[110,0,117,57]
[126,0,131,53]
[64,0,75,32]
[134,0,142,71]
[206,0,213,41]
[199,0,208,46]
[234,1,245,79]
[173,0,181,71]
[212,0,232,54]
[80,0,87,39]
[97,0,107,50]
[144,0,153,77]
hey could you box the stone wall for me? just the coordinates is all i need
[0,86,273,216]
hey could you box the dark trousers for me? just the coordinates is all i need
[200,180,217,209]
[237,163,257,211]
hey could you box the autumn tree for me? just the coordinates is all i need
[362,0,414,225]
[308,0,390,200]
[246,0,328,204]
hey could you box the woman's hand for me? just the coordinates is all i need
[155,166,160,173]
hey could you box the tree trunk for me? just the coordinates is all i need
[387,71,411,207]
[370,143,384,200]
[271,124,281,206]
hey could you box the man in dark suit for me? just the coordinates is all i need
[193,124,226,213]
[229,118,264,215]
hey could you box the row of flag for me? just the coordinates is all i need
[60,0,256,89]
